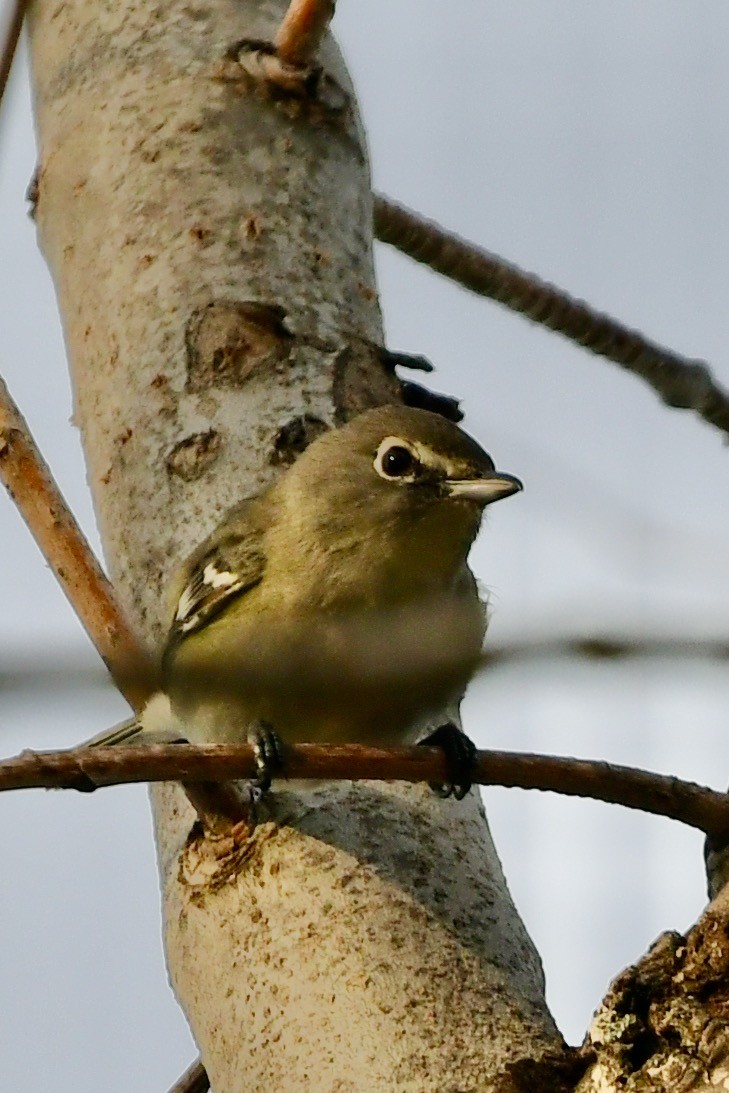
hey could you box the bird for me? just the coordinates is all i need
[91,403,522,798]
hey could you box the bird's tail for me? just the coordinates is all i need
[82,693,186,747]
[84,716,145,747]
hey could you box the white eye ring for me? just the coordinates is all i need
[374,437,419,481]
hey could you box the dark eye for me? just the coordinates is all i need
[380,444,416,478]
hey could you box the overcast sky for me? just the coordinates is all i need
[2,3,729,1089]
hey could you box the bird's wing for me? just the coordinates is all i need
[169,497,267,639]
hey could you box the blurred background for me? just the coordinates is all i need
[2,2,729,1088]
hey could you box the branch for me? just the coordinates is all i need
[2,631,728,697]
[168,1059,209,1093]
[373,194,729,440]
[0,0,25,110]
[0,375,250,833]
[0,376,155,708]
[4,742,729,838]
[483,634,729,666]
[274,0,336,67]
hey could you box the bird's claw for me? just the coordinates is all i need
[247,722,284,795]
[419,723,476,800]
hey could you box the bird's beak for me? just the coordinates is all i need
[445,472,523,505]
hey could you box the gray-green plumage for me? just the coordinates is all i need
[158,404,521,749]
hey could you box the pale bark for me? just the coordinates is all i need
[28,0,563,1087]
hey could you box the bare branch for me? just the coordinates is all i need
[0,376,155,708]
[374,194,729,440]
[483,634,729,666]
[3,742,728,838]
[0,376,250,832]
[0,0,25,111]
[2,631,728,697]
[167,1059,210,1093]
[275,0,336,66]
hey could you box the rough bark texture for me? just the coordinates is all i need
[28,0,563,1086]
[577,888,729,1092]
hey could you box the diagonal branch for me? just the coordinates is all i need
[167,1059,209,1093]
[5,6,729,446]
[0,376,154,708]
[3,742,729,839]
[0,0,26,111]
[374,194,729,440]
[274,0,336,66]
[0,375,248,833]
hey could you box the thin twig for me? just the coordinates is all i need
[1,632,727,696]
[0,376,249,832]
[482,634,729,666]
[374,194,729,440]
[167,1059,210,1093]
[3,742,729,839]
[275,0,336,66]
[0,0,26,112]
[0,377,155,708]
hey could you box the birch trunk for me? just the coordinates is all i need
[27,0,564,1086]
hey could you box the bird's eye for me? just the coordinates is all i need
[376,443,417,479]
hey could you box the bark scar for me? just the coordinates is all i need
[217,38,350,122]
[185,301,293,391]
[180,819,279,895]
[270,414,328,465]
[166,430,221,481]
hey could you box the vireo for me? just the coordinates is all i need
[94,404,522,797]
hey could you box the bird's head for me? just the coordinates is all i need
[364,406,522,509]
[278,404,522,570]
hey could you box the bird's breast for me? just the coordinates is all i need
[166,587,485,747]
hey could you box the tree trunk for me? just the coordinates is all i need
[27,0,563,1086]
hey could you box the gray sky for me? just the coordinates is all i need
[2,3,729,1089]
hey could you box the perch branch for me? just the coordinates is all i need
[2,742,728,839]
[373,194,729,440]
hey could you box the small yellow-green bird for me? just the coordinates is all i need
[95,404,522,798]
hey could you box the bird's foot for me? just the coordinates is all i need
[247,722,284,795]
[419,723,476,800]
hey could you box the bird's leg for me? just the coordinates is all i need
[418,723,477,800]
[247,721,284,794]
